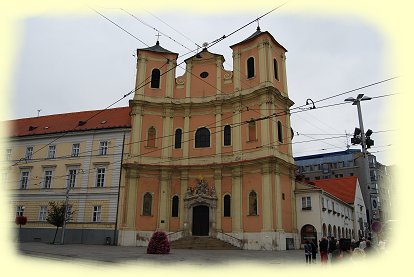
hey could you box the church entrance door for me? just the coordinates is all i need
[192,205,209,236]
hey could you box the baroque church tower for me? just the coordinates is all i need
[118,27,298,250]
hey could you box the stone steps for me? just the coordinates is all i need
[170,236,241,250]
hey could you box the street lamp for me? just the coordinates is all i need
[345,94,377,230]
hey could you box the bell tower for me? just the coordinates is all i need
[134,41,178,99]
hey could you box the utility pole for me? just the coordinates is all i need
[61,176,70,245]
[345,94,376,237]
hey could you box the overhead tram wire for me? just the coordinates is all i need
[12,8,182,167]
[13,6,394,167]
[174,1,290,59]
[120,8,197,53]
[12,125,394,187]
[12,7,291,167]
[144,9,202,49]
[15,6,282,167]
[291,77,399,112]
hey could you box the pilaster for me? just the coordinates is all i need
[232,166,242,232]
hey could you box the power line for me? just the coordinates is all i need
[120,8,196,53]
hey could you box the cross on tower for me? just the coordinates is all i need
[155,32,161,42]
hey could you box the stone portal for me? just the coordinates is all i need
[184,179,217,236]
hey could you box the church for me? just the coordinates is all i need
[117,27,298,250]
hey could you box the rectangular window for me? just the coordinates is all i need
[321,197,326,209]
[25,146,33,160]
[43,170,53,189]
[16,206,25,216]
[96,168,105,188]
[47,145,56,159]
[99,141,108,155]
[39,206,48,221]
[93,206,101,222]
[6,148,12,160]
[248,120,256,141]
[67,169,77,188]
[71,143,80,157]
[20,171,29,189]
[301,196,311,210]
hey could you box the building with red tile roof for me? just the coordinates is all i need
[5,106,131,138]
[295,176,368,244]
[309,176,358,204]
[4,107,131,244]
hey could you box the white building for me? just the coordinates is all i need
[295,176,368,246]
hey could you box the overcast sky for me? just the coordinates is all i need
[9,5,398,166]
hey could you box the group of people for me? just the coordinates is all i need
[304,236,380,264]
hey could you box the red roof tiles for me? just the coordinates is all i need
[308,176,358,204]
[5,107,131,137]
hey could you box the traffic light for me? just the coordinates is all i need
[365,129,374,148]
[351,127,361,145]
[350,127,374,148]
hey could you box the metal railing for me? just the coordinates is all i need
[167,230,184,241]
[215,230,244,249]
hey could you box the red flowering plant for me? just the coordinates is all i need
[146,231,170,254]
[15,216,27,228]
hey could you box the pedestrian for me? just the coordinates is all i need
[331,241,342,263]
[319,237,329,264]
[359,237,366,250]
[328,236,337,262]
[351,239,357,251]
[364,239,373,255]
[304,240,312,264]
[351,247,366,261]
[310,239,318,264]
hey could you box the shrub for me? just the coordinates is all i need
[147,231,170,254]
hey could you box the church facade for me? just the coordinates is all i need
[117,27,299,250]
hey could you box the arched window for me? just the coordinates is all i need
[338,228,342,238]
[273,58,279,80]
[223,125,231,146]
[143,192,152,216]
[328,224,332,237]
[277,121,283,143]
[223,194,231,217]
[247,57,255,79]
[171,195,179,217]
[249,190,257,216]
[333,226,337,238]
[248,119,256,141]
[150,68,161,88]
[195,127,210,148]
[322,223,327,237]
[147,126,156,147]
[174,129,182,149]
[300,224,317,244]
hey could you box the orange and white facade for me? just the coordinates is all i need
[118,28,298,250]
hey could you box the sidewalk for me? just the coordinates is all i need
[17,242,305,266]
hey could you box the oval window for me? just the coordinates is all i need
[200,72,209,78]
